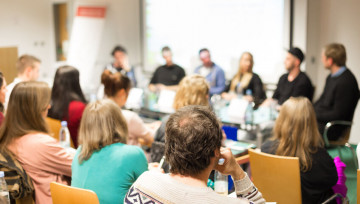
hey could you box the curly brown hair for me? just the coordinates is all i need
[165,105,222,176]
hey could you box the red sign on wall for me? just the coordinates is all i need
[76,6,106,18]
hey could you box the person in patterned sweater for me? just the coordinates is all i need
[125,105,265,204]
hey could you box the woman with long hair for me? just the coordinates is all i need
[48,66,87,148]
[71,99,148,203]
[0,72,7,125]
[101,70,157,146]
[222,52,266,105]
[261,97,338,203]
[0,81,73,204]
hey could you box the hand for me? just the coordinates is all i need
[221,92,236,101]
[148,162,165,173]
[156,84,166,91]
[214,147,245,180]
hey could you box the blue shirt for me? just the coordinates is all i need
[194,63,226,95]
[331,66,346,78]
[72,143,148,204]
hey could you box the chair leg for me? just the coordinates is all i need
[345,143,358,169]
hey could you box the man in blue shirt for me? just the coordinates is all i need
[194,48,225,95]
[314,43,359,140]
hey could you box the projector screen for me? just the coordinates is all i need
[144,0,287,84]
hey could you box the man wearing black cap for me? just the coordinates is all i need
[272,47,313,105]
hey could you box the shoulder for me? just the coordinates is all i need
[69,101,86,109]
[251,73,262,81]
[111,143,145,156]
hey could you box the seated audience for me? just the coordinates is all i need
[0,81,73,204]
[222,52,266,105]
[261,97,338,204]
[314,43,360,140]
[151,75,209,165]
[101,70,158,146]
[0,72,7,125]
[194,48,226,95]
[5,55,41,109]
[149,46,185,92]
[48,66,87,148]
[71,99,148,203]
[268,47,313,105]
[125,105,265,204]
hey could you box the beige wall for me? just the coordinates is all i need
[306,0,360,143]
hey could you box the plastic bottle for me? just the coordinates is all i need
[0,171,10,204]
[59,121,71,148]
[245,89,253,124]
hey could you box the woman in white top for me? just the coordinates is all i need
[101,70,157,147]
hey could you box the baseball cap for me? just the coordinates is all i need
[288,47,305,63]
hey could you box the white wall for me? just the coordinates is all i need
[307,0,360,144]
[0,0,56,84]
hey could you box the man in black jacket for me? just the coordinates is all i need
[314,43,360,140]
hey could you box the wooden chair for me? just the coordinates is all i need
[50,182,99,204]
[46,117,74,148]
[249,149,302,204]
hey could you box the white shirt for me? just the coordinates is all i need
[4,77,23,111]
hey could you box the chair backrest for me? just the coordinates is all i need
[357,169,360,203]
[50,182,99,204]
[46,117,74,148]
[249,149,302,204]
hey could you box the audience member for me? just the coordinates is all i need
[314,43,360,140]
[0,72,7,125]
[48,66,87,148]
[101,70,158,147]
[71,99,148,203]
[270,48,313,105]
[0,81,73,204]
[149,46,185,92]
[222,52,266,105]
[261,97,338,204]
[5,55,41,109]
[151,75,209,165]
[126,105,265,204]
[194,48,226,95]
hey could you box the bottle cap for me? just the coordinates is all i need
[61,121,68,127]
[0,171,4,177]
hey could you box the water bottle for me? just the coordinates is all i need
[59,121,71,148]
[0,171,10,204]
[245,90,253,124]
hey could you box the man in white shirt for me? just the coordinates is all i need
[5,55,41,109]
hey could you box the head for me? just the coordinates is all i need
[78,99,128,163]
[322,43,346,69]
[101,70,131,107]
[0,72,7,112]
[165,105,222,176]
[162,46,173,65]
[0,81,50,151]
[284,48,304,72]
[48,66,86,120]
[111,45,127,65]
[16,55,41,81]
[273,97,323,172]
[238,52,254,74]
[199,48,212,67]
[173,75,210,110]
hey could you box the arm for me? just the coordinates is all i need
[252,75,267,103]
[215,148,265,203]
[129,113,155,147]
[210,68,226,95]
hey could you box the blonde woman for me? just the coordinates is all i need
[261,97,338,204]
[151,75,209,164]
[0,81,73,204]
[71,99,148,203]
[222,52,266,105]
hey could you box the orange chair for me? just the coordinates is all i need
[46,117,74,148]
[249,149,302,204]
[50,182,99,204]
